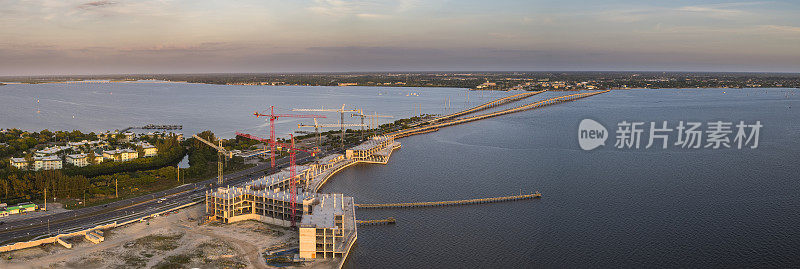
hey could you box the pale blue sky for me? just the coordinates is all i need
[1,0,798,75]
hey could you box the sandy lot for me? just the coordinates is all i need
[0,204,312,269]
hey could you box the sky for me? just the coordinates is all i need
[1,0,799,75]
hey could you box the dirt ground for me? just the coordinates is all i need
[0,204,328,269]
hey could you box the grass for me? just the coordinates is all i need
[153,253,193,269]
[132,234,183,252]
[121,254,147,268]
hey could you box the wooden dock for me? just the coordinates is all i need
[355,192,541,209]
[356,217,396,225]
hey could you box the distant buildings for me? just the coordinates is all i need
[66,154,90,167]
[6,130,170,171]
[9,158,28,170]
[35,146,71,157]
[475,81,497,89]
[0,203,38,217]
[103,149,138,162]
[135,142,158,157]
[33,156,62,171]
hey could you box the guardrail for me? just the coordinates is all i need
[0,198,203,253]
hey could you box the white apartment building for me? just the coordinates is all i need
[9,158,28,170]
[135,142,158,157]
[66,154,90,167]
[103,149,138,162]
[34,156,62,171]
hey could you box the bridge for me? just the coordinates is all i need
[390,90,610,138]
[412,90,546,127]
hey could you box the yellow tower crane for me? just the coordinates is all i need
[351,109,393,140]
[192,134,233,186]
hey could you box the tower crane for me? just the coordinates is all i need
[298,119,366,154]
[192,134,233,186]
[235,132,313,227]
[351,109,392,140]
[292,104,358,149]
[254,106,325,169]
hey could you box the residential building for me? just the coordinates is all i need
[68,140,105,150]
[33,156,62,171]
[103,149,138,162]
[35,145,70,157]
[66,154,90,167]
[9,158,28,170]
[135,142,158,157]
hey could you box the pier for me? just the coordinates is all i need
[355,192,541,209]
[356,217,396,225]
[120,124,183,133]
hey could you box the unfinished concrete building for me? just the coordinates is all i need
[205,135,400,262]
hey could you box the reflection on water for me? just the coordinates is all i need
[321,88,800,268]
[0,82,507,138]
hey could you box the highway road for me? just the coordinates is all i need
[0,151,322,245]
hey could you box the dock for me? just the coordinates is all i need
[355,192,541,209]
[356,217,396,225]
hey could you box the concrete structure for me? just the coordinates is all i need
[9,157,27,170]
[66,154,90,167]
[135,142,158,157]
[298,194,357,259]
[204,135,402,263]
[103,149,138,162]
[206,188,356,260]
[34,155,62,171]
[345,136,399,163]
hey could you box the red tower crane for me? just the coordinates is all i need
[254,106,325,168]
[235,132,313,227]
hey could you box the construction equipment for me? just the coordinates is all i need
[292,104,358,149]
[351,109,392,140]
[235,132,314,227]
[192,134,233,185]
[254,106,325,168]
[298,118,366,152]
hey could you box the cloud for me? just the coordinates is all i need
[760,24,800,33]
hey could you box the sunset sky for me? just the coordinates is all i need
[1,0,799,75]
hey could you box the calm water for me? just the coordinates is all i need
[0,81,502,138]
[320,88,800,268]
[2,83,799,268]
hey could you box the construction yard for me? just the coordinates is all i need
[0,204,337,269]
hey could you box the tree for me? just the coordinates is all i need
[24,153,34,171]
[87,151,96,165]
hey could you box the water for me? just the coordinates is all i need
[3,83,799,268]
[0,81,501,138]
[319,88,800,268]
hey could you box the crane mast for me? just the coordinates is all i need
[192,134,231,185]
[254,106,325,169]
